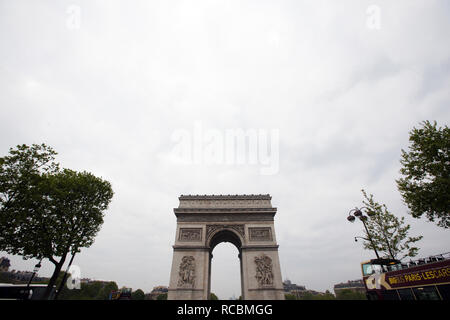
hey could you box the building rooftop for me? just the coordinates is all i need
[334,279,364,289]
[150,286,168,293]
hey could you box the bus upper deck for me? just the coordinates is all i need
[361,252,450,300]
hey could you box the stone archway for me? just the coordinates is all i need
[167,194,285,300]
[207,228,243,299]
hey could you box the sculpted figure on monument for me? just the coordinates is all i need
[178,256,196,287]
[254,254,274,286]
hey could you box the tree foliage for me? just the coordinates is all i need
[57,280,119,300]
[397,121,450,228]
[132,289,146,300]
[361,190,423,261]
[0,144,114,299]
[210,292,219,300]
[0,144,59,259]
[335,289,366,300]
[285,292,336,300]
[156,293,168,300]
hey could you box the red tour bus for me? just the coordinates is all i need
[361,252,450,300]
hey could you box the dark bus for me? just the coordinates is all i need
[0,284,55,300]
[361,252,450,300]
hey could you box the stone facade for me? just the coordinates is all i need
[168,194,285,300]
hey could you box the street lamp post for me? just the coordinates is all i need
[347,207,381,260]
[26,260,42,299]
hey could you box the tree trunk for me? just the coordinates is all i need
[42,253,67,300]
[54,252,76,300]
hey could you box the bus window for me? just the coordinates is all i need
[398,288,415,300]
[412,286,441,300]
[382,290,400,300]
[387,263,402,272]
[366,291,379,300]
[362,263,373,276]
[437,284,450,300]
[362,263,382,276]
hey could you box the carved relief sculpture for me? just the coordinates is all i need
[249,227,272,241]
[178,256,196,287]
[179,228,202,241]
[254,254,274,286]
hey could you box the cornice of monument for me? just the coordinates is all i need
[178,194,272,200]
[174,208,277,213]
[174,193,277,221]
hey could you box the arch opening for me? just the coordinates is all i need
[210,243,241,300]
[208,229,243,300]
[208,229,242,252]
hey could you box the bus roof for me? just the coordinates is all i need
[369,258,400,266]
[0,283,51,287]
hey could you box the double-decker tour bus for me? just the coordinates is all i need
[361,252,450,300]
[109,287,132,300]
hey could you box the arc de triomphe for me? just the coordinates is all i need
[167,194,285,300]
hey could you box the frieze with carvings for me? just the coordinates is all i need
[249,227,272,241]
[179,199,272,209]
[179,228,202,241]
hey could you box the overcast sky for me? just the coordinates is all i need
[1,0,450,299]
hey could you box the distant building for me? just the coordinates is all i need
[283,279,327,299]
[0,257,11,272]
[333,279,365,295]
[0,258,49,283]
[283,279,306,292]
[79,278,114,287]
[146,286,168,300]
[0,270,47,283]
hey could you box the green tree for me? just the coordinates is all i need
[156,293,167,300]
[132,289,146,300]
[360,190,423,261]
[397,121,450,228]
[284,293,297,300]
[57,280,118,300]
[97,281,119,300]
[335,289,366,300]
[210,292,219,300]
[295,291,336,300]
[0,144,114,299]
[299,292,314,300]
[321,290,336,300]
